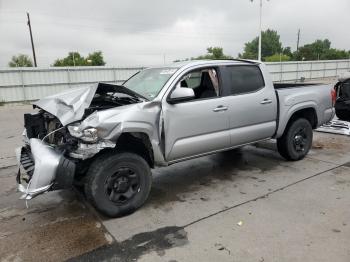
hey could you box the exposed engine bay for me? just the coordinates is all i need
[24,110,71,146]
[85,83,145,116]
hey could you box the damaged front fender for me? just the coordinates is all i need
[67,100,167,165]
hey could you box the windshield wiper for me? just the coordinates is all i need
[113,96,143,103]
[97,83,149,101]
[122,87,148,101]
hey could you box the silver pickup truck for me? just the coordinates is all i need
[16,60,335,217]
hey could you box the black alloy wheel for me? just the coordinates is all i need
[292,127,308,152]
[105,167,140,205]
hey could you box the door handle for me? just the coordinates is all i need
[260,99,272,105]
[213,105,228,112]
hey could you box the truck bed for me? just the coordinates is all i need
[274,83,334,138]
[274,83,320,89]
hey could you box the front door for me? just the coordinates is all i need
[162,68,230,162]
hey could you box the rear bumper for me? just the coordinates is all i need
[16,138,75,200]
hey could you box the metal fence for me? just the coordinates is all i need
[0,59,349,103]
[266,59,350,82]
[0,67,143,102]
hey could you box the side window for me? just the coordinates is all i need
[183,71,201,89]
[178,68,220,100]
[227,66,265,95]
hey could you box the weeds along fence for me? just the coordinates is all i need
[0,59,349,103]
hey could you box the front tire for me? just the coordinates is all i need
[85,152,152,217]
[277,118,313,161]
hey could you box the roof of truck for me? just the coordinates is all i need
[166,59,260,69]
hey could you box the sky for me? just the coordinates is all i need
[0,0,349,68]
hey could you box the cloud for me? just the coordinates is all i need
[0,0,349,67]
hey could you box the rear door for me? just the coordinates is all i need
[220,65,277,146]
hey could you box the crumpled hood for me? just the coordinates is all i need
[33,83,146,126]
[34,84,98,126]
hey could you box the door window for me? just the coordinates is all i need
[177,68,220,100]
[226,66,265,95]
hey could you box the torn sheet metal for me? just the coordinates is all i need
[316,120,350,136]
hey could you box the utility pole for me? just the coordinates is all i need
[296,29,301,52]
[251,0,268,61]
[27,12,37,67]
[258,0,262,61]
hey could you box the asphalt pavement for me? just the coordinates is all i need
[0,104,349,262]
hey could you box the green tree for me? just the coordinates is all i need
[53,52,85,66]
[174,47,232,62]
[294,39,349,60]
[265,54,291,62]
[294,39,330,60]
[8,54,33,67]
[239,29,283,60]
[86,51,106,66]
[196,47,232,60]
[324,48,350,60]
[53,51,106,66]
[282,47,292,57]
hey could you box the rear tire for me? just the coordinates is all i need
[85,152,152,217]
[277,118,313,161]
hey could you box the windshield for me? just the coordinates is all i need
[123,68,178,100]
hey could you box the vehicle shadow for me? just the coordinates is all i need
[146,143,283,208]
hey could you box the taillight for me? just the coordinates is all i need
[331,88,336,106]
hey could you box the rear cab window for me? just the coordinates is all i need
[222,65,265,96]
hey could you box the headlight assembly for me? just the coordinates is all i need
[81,128,98,142]
[68,125,99,143]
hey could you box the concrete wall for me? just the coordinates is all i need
[0,59,349,102]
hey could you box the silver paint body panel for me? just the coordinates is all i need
[16,138,63,199]
[25,60,335,167]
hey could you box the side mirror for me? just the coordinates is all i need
[168,85,195,104]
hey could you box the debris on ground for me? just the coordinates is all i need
[316,120,350,136]
[214,243,231,255]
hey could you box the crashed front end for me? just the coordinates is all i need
[15,108,82,200]
[16,83,146,200]
[16,117,117,200]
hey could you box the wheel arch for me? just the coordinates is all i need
[288,107,318,129]
[276,104,318,137]
[114,132,155,168]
